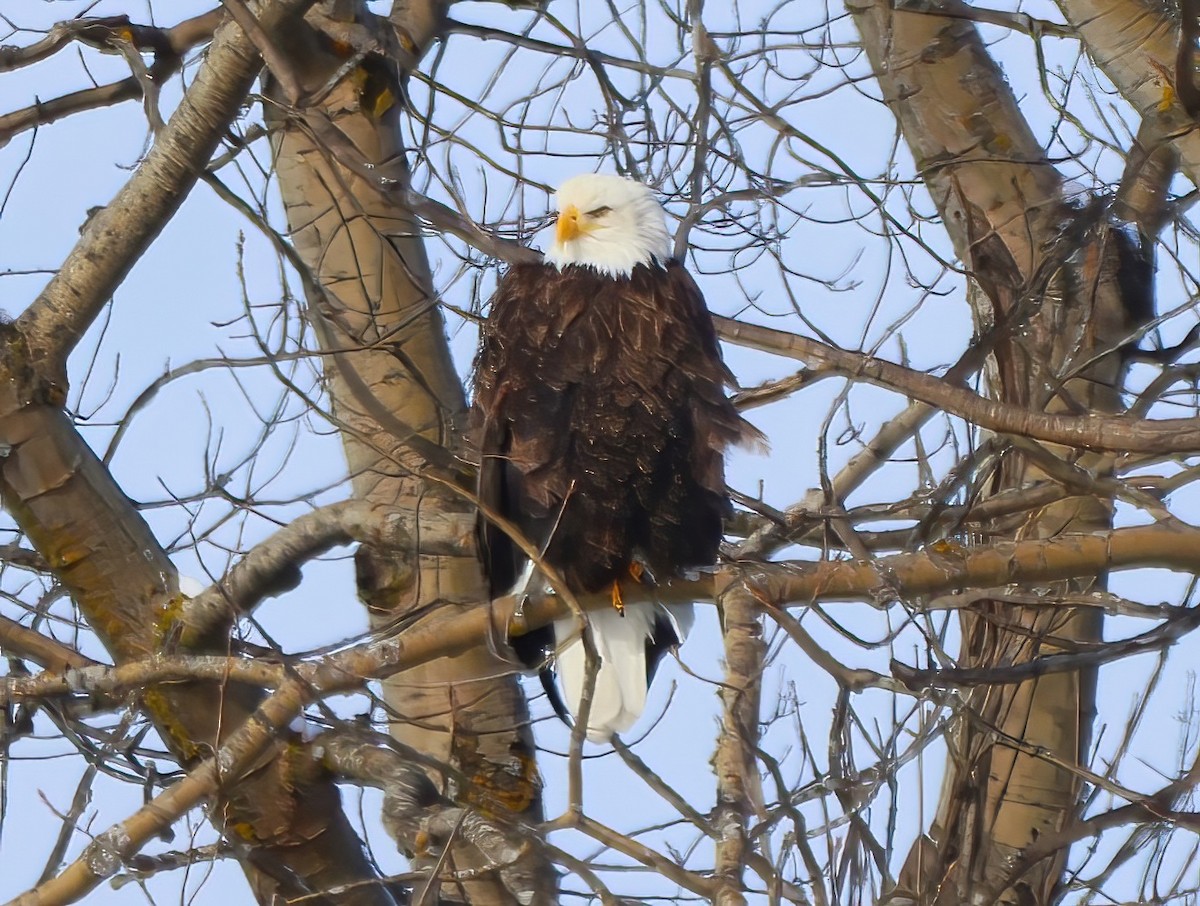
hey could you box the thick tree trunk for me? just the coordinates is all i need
[849,3,1147,901]
[2,5,404,903]
[264,4,547,902]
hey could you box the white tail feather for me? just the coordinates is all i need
[555,602,691,742]
[662,601,695,645]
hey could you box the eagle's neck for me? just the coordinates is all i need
[549,253,667,280]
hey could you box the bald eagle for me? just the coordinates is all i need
[471,174,757,741]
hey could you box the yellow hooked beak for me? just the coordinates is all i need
[556,204,582,244]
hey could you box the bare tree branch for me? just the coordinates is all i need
[16,0,314,371]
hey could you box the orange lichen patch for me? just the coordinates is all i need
[1148,59,1176,112]
[46,538,90,569]
[413,829,431,857]
[228,820,260,842]
[610,580,625,615]
[461,750,541,817]
[118,27,135,43]
[929,538,966,555]
[330,38,355,57]
[988,132,1012,153]
[351,66,398,121]
[85,604,144,657]
[370,86,396,119]
[92,617,126,650]
[394,28,417,55]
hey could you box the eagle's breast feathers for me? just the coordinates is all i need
[472,260,752,597]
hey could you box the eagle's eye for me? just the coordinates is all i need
[587,205,612,217]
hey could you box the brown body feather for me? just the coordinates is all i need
[471,259,753,621]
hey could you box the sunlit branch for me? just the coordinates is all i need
[744,525,1200,609]
[717,315,1200,454]
[0,614,98,673]
[12,679,309,905]
[0,80,143,147]
[0,10,222,74]
[13,522,1191,714]
[177,498,472,641]
[16,0,317,371]
[898,0,1075,39]
[155,520,1200,703]
[0,11,225,147]
[1,653,285,704]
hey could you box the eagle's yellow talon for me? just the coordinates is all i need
[610,580,625,616]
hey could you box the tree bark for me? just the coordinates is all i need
[850,2,1146,901]
[3,3,402,902]
[1056,0,1200,186]
[263,3,548,902]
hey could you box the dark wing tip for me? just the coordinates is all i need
[736,418,770,455]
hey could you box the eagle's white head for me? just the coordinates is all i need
[544,174,673,278]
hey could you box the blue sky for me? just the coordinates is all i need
[1,1,1198,902]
